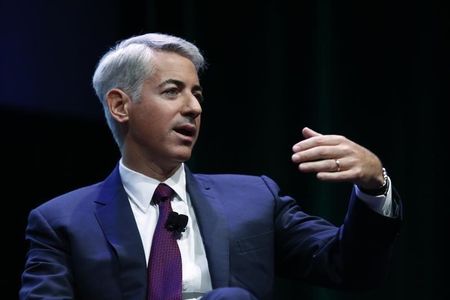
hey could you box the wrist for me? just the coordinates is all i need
[358,167,389,196]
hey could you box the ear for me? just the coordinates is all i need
[106,88,131,123]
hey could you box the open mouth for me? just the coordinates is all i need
[173,124,196,138]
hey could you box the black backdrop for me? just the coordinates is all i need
[2,0,449,299]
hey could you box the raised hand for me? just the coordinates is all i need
[291,127,385,190]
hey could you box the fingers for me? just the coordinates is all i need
[298,158,342,173]
[293,132,344,154]
[291,127,384,185]
[297,157,355,182]
[292,145,346,164]
[292,128,348,181]
[293,127,321,151]
[302,127,321,138]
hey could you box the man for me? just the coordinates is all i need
[20,33,401,300]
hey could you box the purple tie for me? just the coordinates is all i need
[147,183,182,300]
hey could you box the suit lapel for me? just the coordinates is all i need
[185,167,230,288]
[93,164,230,294]
[94,165,147,299]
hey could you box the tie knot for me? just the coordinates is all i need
[152,183,175,204]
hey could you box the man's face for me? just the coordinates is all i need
[125,51,203,170]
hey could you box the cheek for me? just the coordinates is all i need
[129,112,165,141]
[132,105,166,128]
[194,118,201,139]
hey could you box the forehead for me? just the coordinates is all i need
[150,51,199,83]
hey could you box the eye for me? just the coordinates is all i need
[194,92,204,103]
[162,87,180,98]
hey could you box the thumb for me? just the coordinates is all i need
[302,127,322,138]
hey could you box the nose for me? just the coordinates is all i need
[182,93,202,118]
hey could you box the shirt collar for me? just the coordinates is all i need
[119,159,187,213]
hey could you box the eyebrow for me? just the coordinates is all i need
[158,79,203,93]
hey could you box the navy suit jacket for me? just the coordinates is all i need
[20,165,401,300]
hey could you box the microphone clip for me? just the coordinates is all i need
[165,212,188,239]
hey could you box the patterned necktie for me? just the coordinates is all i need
[147,183,182,300]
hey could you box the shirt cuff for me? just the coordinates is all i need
[355,177,394,218]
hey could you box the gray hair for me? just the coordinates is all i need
[92,33,205,149]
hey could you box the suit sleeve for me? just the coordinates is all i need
[20,208,74,300]
[262,176,402,290]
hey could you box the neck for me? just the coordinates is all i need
[121,157,182,182]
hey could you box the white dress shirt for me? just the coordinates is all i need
[119,160,212,299]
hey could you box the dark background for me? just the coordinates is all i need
[2,0,449,299]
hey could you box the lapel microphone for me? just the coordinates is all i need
[165,212,188,238]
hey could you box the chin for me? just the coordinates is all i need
[171,149,193,163]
